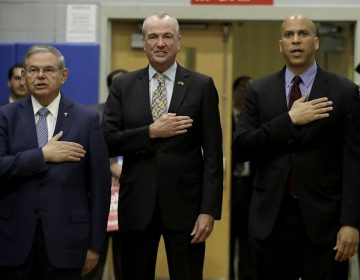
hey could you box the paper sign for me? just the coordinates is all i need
[107,185,119,232]
[191,0,273,5]
[66,4,97,42]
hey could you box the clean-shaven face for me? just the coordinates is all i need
[142,15,181,73]
[24,51,68,106]
[279,15,319,74]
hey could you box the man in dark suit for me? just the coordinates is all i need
[102,12,223,280]
[233,15,360,280]
[0,45,111,280]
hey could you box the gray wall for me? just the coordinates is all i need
[0,0,188,43]
[1,0,359,43]
[1,0,360,100]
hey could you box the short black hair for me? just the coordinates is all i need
[356,63,360,74]
[233,75,251,92]
[106,69,128,88]
[8,62,24,81]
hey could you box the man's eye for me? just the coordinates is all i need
[44,68,55,75]
[29,68,39,75]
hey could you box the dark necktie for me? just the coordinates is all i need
[36,107,50,148]
[287,76,302,197]
[288,75,302,109]
[151,73,167,121]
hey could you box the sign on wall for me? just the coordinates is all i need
[66,4,97,42]
[191,0,273,5]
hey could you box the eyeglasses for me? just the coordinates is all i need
[26,67,61,77]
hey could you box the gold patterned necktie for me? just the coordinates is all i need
[151,73,167,121]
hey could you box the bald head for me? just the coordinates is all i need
[280,15,317,37]
[279,14,319,74]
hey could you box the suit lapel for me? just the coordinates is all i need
[300,67,330,136]
[275,70,288,112]
[54,94,74,137]
[307,68,330,101]
[136,68,153,123]
[17,96,38,148]
[168,65,189,113]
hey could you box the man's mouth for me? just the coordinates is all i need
[35,83,47,89]
[291,49,303,56]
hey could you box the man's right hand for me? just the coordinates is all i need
[42,131,86,162]
[289,96,333,125]
[149,113,193,139]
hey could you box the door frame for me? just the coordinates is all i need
[100,5,360,102]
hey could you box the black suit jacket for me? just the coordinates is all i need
[233,67,360,244]
[0,95,111,268]
[102,64,223,231]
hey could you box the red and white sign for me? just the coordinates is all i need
[191,0,273,5]
[107,185,119,232]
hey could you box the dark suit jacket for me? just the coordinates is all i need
[0,95,111,268]
[102,64,223,231]
[233,66,360,244]
[0,99,9,106]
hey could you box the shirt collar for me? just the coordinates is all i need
[31,93,61,118]
[148,62,177,82]
[285,62,317,88]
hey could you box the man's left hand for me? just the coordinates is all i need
[190,214,214,244]
[334,225,359,262]
[81,249,100,275]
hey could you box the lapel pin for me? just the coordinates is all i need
[177,81,184,86]
[64,112,68,117]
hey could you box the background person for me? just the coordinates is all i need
[102,11,223,280]
[1,62,28,105]
[83,68,128,280]
[230,75,253,280]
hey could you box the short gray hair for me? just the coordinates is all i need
[24,45,66,69]
[142,12,180,37]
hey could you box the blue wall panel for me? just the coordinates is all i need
[0,44,16,105]
[16,43,100,105]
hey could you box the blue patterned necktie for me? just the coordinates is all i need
[36,107,50,148]
[151,73,167,121]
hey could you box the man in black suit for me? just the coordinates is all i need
[102,11,223,280]
[233,15,360,280]
[0,45,111,280]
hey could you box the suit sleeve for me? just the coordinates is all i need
[0,109,47,180]
[102,80,152,157]
[232,82,297,163]
[340,86,360,229]
[200,78,223,219]
[87,113,111,252]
